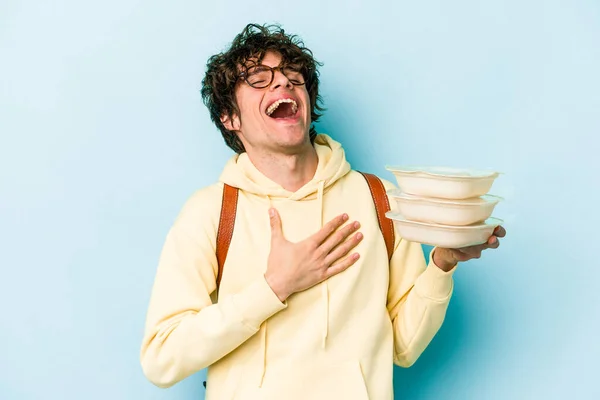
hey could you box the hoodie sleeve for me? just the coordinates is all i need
[140,185,287,388]
[380,179,456,367]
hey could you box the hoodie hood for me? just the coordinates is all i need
[219,133,351,200]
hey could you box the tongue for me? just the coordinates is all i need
[270,103,295,119]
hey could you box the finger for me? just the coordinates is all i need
[447,249,471,262]
[459,245,484,258]
[460,242,488,254]
[486,235,502,248]
[320,221,361,255]
[269,208,283,241]
[323,232,363,266]
[494,225,506,238]
[311,214,349,244]
[325,253,360,278]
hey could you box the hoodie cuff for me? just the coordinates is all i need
[232,276,288,331]
[414,248,456,301]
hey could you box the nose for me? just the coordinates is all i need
[270,68,293,90]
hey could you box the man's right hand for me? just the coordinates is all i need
[264,208,363,302]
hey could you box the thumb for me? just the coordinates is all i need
[269,208,282,241]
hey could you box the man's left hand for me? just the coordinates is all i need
[432,226,507,272]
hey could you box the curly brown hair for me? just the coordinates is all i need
[201,23,325,154]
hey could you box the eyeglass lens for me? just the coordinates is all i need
[245,65,305,88]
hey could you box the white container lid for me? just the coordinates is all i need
[387,189,503,205]
[386,166,500,180]
[386,212,504,229]
[385,212,503,247]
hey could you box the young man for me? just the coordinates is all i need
[140,23,505,399]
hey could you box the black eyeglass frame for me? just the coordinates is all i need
[238,63,307,89]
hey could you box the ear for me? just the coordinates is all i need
[220,113,240,131]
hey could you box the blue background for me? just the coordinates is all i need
[1,0,598,399]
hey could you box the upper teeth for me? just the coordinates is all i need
[266,98,298,116]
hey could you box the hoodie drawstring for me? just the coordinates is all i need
[218,134,351,389]
[258,320,268,386]
[316,181,329,348]
[259,182,330,387]
[317,180,324,233]
[258,195,274,387]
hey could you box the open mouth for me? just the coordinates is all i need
[265,98,298,119]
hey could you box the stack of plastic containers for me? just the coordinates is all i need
[384,166,503,248]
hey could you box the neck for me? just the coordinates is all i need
[245,143,319,192]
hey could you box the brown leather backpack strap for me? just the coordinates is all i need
[359,171,395,261]
[216,183,239,289]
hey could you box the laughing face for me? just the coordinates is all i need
[221,51,312,155]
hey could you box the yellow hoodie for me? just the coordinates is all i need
[140,134,455,399]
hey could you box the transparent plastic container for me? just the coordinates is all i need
[385,166,500,200]
[385,212,503,248]
[388,189,503,226]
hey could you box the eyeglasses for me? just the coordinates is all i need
[239,63,306,89]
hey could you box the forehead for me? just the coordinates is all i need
[243,50,283,68]
[259,51,283,66]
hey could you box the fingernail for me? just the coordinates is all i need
[489,236,496,244]
[343,214,348,221]
[356,233,363,240]
[354,222,360,228]
[269,208,275,217]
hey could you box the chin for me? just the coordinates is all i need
[281,127,309,144]
[272,129,310,152]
